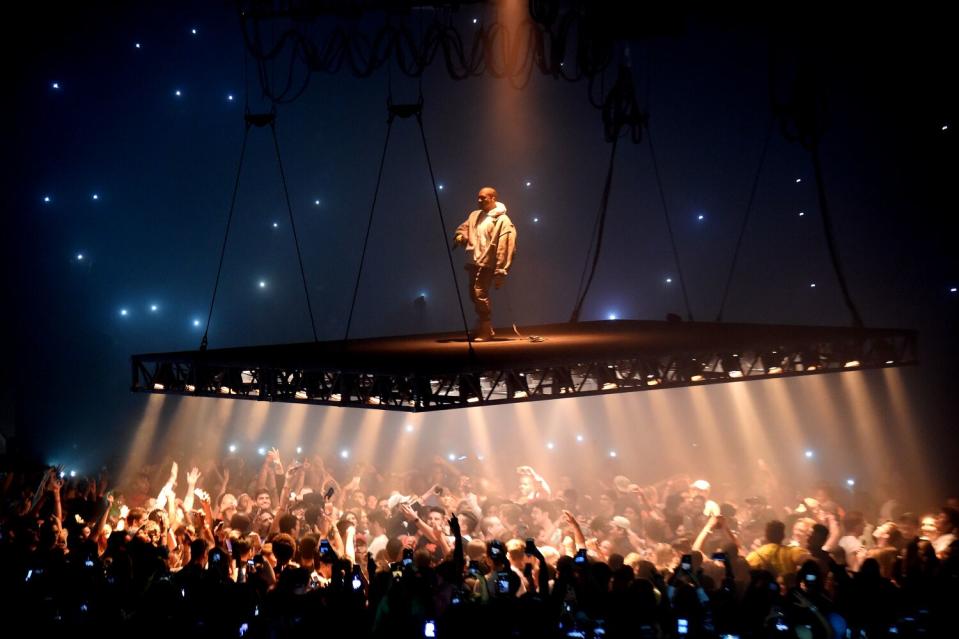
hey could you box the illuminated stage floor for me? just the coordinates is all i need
[132,320,916,411]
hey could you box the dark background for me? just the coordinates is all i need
[4,3,957,489]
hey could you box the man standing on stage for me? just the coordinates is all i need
[453,187,517,341]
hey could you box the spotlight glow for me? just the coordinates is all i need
[92,193,99,200]
[228,444,237,453]
[438,184,444,191]
[258,280,266,288]
[533,217,539,223]
[314,199,320,206]
[76,253,84,261]
[227,94,234,101]
[174,90,182,97]
[296,446,303,455]
[697,214,704,221]
[546,441,555,450]
[805,450,814,459]
[473,18,478,24]
[951,287,957,293]
[258,447,266,456]
[665,277,672,284]
[943,125,949,131]
[150,304,158,312]
[846,478,855,487]
[52,82,60,89]
[119,308,128,316]
[191,28,198,35]
[810,283,817,288]
[608,313,618,320]
[609,450,617,458]
[135,42,141,49]
[799,211,805,217]
[340,449,349,459]
[405,424,414,433]
[525,181,532,187]
[576,434,584,443]
[272,222,279,228]
[69,470,76,478]
[448,453,456,461]
[192,319,201,327]
[43,196,51,203]
[795,178,802,183]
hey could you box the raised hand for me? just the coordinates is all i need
[448,515,461,537]
[169,461,179,483]
[187,467,201,485]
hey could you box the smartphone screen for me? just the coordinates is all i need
[423,620,436,638]
[677,618,689,635]
[525,538,536,555]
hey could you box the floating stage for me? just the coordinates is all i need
[131,320,917,412]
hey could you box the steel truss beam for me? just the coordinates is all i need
[132,321,917,412]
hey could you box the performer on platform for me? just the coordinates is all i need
[453,187,517,341]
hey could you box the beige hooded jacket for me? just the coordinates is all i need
[454,201,517,275]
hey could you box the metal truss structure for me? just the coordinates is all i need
[131,320,917,412]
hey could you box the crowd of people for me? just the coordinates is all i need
[1,446,957,637]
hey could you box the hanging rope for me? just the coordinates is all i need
[772,55,864,328]
[646,123,694,321]
[200,122,252,351]
[343,109,394,341]
[269,118,320,342]
[715,119,775,322]
[414,109,475,351]
[569,136,619,323]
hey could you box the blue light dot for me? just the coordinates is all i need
[795,178,802,183]
[473,18,478,24]
[951,287,957,293]
[259,280,266,288]
[119,308,128,317]
[438,184,444,191]
[608,313,618,320]
[191,28,198,35]
[272,222,278,228]
[227,94,234,101]
[52,82,60,89]
[448,453,456,461]
[192,319,200,327]
[76,253,84,261]
[228,444,237,453]
[805,450,814,459]
[314,199,320,206]
[258,447,266,456]
[174,89,182,97]
[150,304,158,312]
[665,277,673,284]
[135,42,141,49]
[91,193,99,200]
[533,217,539,223]
[43,196,51,203]
[697,214,705,221]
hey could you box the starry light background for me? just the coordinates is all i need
[4,4,958,488]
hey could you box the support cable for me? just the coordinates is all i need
[414,109,475,353]
[269,118,320,342]
[715,119,775,322]
[200,123,251,351]
[646,123,694,321]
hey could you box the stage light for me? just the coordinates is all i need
[448,453,456,461]
[153,383,165,390]
[795,178,802,183]
[191,28,198,35]
[70,470,76,478]
[185,384,196,392]
[92,193,99,200]
[697,214,704,221]
[52,82,60,89]
[76,253,84,261]
[476,454,485,461]
[805,450,814,459]
[150,304,158,312]
[438,184,444,191]
[174,89,182,97]
[229,444,237,453]
[296,446,303,454]
[844,360,861,368]
[259,280,266,288]
[43,195,51,203]
[665,277,672,284]
[576,434,584,443]
[314,199,320,206]
[525,181,532,187]
[340,449,349,459]
[405,424,414,432]
[227,94,234,101]
[951,287,957,293]
[135,42,141,49]
[258,447,266,456]
[294,390,307,399]
[59,471,66,479]
[193,319,201,327]
[546,441,555,450]
[533,217,539,223]
[119,308,128,317]
[943,125,949,131]
[810,283,816,288]
[273,222,279,228]
[799,211,805,217]
[846,478,855,487]
[608,313,618,320]
[472,18,478,24]
[721,354,742,378]
[609,450,617,458]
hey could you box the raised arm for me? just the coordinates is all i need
[562,510,586,551]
